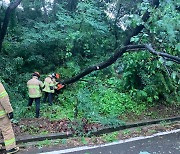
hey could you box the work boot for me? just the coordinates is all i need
[6,147,19,154]
[35,115,39,118]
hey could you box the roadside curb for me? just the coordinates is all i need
[91,116,180,136]
[0,116,180,145]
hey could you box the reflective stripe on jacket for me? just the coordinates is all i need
[43,76,57,93]
[0,82,13,118]
[0,115,17,150]
[27,76,44,98]
[4,137,16,146]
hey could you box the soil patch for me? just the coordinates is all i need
[0,104,179,140]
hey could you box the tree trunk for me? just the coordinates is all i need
[52,0,58,21]
[67,0,79,12]
[42,0,48,23]
[0,0,22,52]
[114,3,122,49]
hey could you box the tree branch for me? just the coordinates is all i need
[124,0,159,45]
[0,0,22,52]
[144,44,180,63]
[61,44,180,85]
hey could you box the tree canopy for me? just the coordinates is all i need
[0,0,179,124]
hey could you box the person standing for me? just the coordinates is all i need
[43,73,61,106]
[0,82,19,154]
[27,72,44,118]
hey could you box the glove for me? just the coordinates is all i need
[8,112,14,119]
[50,86,54,90]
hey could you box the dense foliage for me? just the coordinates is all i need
[0,0,179,126]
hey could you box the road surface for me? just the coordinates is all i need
[40,129,180,154]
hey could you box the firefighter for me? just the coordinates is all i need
[0,82,19,154]
[43,73,63,106]
[27,72,44,118]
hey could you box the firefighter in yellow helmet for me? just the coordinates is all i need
[27,72,44,118]
[43,73,63,106]
[0,82,19,154]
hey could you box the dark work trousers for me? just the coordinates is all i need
[28,97,40,118]
[43,92,53,106]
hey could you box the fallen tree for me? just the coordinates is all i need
[61,44,180,85]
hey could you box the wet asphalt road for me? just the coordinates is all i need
[41,131,180,154]
[68,132,180,154]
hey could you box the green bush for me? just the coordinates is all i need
[97,89,146,116]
